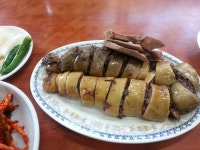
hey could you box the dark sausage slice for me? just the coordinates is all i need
[90,46,111,76]
[105,51,126,77]
[74,46,92,74]
[121,58,141,79]
[60,46,79,72]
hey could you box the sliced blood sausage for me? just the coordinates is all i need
[123,79,146,117]
[60,46,79,72]
[74,46,92,74]
[90,46,111,77]
[143,84,170,122]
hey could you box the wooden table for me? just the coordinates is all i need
[1,0,200,149]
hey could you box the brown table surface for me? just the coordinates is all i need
[1,0,200,149]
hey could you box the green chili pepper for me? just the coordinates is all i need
[1,36,32,75]
[0,45,20,72]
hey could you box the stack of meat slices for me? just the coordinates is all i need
[42,30,200,122]
[103,29,164,63]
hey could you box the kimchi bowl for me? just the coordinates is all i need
[0,81,39,150]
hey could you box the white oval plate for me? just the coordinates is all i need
[30,40,200,143]
[0,26,33,80]
[0,81,39,149]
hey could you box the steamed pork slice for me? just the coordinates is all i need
[103,40,149,63]
[74,46,93,74]
[106,39,144,53]
[136,62,150,80]
[104,29,165,51]
[90,47,111,76]
[60,46,79,72]
[155,61,176,86]
[43,73,58,93]
[143,84,170,122]
[170,81,200,113]
[65,72,83,98]
[56,72,70,95]
[79,76,98,106]
[105,52,126,77]
[95,77,114,109]
[104,78,128,117]
[121,58,141,79]
[123,79,146,117]
[173,63,199,92]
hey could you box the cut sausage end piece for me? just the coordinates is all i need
[43,73,58,93]
[170,82,200,113]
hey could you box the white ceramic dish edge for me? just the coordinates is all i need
[197,31,200,49]
[0,81,40,150]
[0,26,33,80]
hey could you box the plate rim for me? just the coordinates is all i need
[0,25,33,80]
[30,40,200,144]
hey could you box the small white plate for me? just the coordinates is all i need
[0,81,39,150]
[0,26,33,80]
[30,40,200,143]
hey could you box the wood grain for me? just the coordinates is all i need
[0,0,200,149]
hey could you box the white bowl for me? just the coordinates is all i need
[0,81,39,150]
